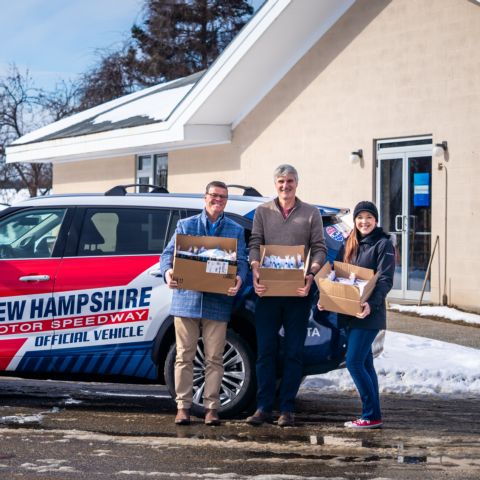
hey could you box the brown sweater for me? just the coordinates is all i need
[249,198,327,268]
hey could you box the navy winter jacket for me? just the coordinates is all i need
[336,227,395,330]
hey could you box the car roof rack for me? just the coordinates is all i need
[227,184,262,197]
[105,184,169,196]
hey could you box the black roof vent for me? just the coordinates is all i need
[105,184,169,196]
[227,184,262,197]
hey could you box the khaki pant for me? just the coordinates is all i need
[174,316,227,410]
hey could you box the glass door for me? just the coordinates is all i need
[376,138,432,300]
[378,156,403,292]
[407,156,432,293]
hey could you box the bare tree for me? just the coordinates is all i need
[0,65,79,198]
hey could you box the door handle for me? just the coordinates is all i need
[19,275,51,282]
[395,215,403,232]
[148,268,162,277]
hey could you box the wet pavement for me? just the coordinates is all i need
[1,311,479,479]
[1,377,479,479]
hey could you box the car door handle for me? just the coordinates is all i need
[19,275,51,282]
[148,268,163,277]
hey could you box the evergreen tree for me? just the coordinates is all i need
[79,0,254,109]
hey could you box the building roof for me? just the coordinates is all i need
[14,73,202,146]
[6,0,356,164]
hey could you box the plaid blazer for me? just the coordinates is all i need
[159,209,248,321]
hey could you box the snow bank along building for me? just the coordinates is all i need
[6,0,480,312]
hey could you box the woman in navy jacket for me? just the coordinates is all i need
[319,201,395,429]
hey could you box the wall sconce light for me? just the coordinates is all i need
[432,141,448,158]
[349,149,363,164]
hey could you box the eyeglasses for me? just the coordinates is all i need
[206,193,228,200]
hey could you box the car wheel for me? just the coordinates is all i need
[164,329,256,417]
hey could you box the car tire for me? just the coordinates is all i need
[164,329,256,418]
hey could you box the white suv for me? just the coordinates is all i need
[0,186,367,416]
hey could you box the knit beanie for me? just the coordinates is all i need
[353,201,378,222]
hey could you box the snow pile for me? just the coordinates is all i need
[302,331,480,396]
[0,413,44,425]
[21,459,77,474]
[389,304,480,326]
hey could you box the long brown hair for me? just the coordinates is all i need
[343,228,360,264]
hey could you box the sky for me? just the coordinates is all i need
[0,0,262,92]
[0,0,144,90]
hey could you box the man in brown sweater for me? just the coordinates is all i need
[246,164,327,427]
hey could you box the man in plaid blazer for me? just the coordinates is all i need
[160,181,248,426]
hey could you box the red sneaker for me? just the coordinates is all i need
[344,419,382,429]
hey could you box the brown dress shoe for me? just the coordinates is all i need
[245,409,273,426]
[175,408,191,425]
[204,409,221,426]
[277,411,295,427]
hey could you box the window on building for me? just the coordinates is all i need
[136,154,168,192]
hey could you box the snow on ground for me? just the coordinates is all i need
[389,304,480,326]
[0,407,59,426]
[302,331,480,396]
[0,414,44,426]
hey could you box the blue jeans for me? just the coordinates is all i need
[254,296,310,413]
[346,328,381,421]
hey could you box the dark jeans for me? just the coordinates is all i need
[254,295,310,413]
[346,328,381,421]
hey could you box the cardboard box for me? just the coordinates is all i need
[173,234,237,294]
[258,245,306,297]
[315,261,378,316]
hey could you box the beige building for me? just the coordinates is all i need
[7,0,480,311]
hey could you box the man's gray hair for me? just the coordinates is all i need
[273,164,298,183]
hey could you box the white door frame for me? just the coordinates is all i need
[376,136,433,301]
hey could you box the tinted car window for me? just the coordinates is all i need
[165,210,181,246]
[78,208,170,256]
[0,208,66,259]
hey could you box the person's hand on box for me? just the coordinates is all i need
[165,269,178,289]
[355,302,371,319]
[317,302,325,311]
[251,261,267,296]
[297,271,315,297]
[228,275,242,296]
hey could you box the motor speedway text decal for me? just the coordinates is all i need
[0,286,152,336]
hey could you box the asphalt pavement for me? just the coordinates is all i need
[1,307,479,479]
[1,383,479,480]
[387,309,480,349]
